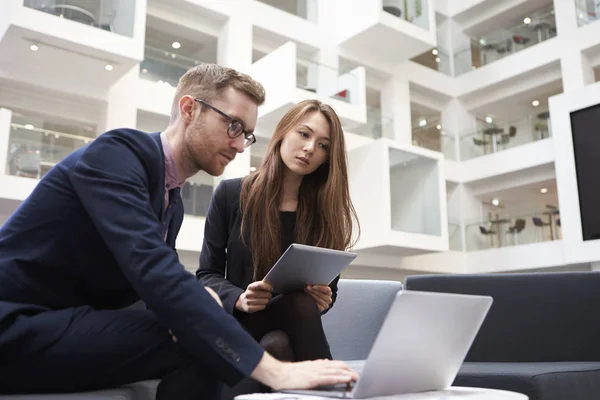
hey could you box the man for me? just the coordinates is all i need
[0,64,357,399]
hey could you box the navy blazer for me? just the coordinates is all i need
[196,178,339,315]
[0,129,263,385]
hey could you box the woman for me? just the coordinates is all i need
[197,99,359,363]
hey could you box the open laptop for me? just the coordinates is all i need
[283,290,493,399]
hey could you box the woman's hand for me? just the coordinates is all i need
[235,281,273,313]
[305,284,332,312]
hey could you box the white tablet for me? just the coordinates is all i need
[262,243,357,293]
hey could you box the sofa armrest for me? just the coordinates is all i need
[403,272,600,362]
[322,279,402,361]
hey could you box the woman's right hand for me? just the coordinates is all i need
[235,281,273,313]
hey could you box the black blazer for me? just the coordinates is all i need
[0,129,264,385]
[196,177,339,315]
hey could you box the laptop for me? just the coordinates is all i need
[283,290,493,399]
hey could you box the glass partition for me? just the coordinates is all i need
[389,148,441,236]
[453,7,556,75]
[412,123,457,160]
[345,107,393,139]
[140,45,200,88]
[256,0,317,21]
[448,221,463,251]
[575,0,600,26]
[382,0,430,30]
[458,113,551,160]
[6,114,95,179]
[464,210,561,251]
[296,58,358,105]
[411,47,451,75]
[24,0,136,37]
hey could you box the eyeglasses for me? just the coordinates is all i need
[194,99,256,148]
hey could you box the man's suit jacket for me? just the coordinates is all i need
[0,129,263,385]
[196,177,340,315]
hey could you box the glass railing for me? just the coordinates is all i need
[448,221,463,251]
[576,0,600,26]
[345,107,394,139]
[256,0,317,21]
[453,8,556,75]
[181,172,214,217]
[412,123,457,160]
[140,45,201,88]
[464,210,561,251]
[411,47,451,75]
[6,123,94,179]
[458,113,552,160]
[296,59,359,105]
[382,0,430,30]
[24,0,136,37]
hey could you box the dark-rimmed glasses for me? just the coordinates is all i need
[194,99,256,148]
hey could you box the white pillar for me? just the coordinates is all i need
[560,50,595,92]
[553,0,580,35]
[101,65,139,134]
[441,99,476,161]
[380,70,412,146]
[305,0,318,22]
[0,108,12,175]
[215,14,253,184]
[458,184,484,251]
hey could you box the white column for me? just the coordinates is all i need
[215,14,253,184]
[0,108,12,175]
[441,99,476,161]
[100,65,139,134]
[381,70,412,146]
[305,0,318,22]
[553,0,580,35]
[458,184,484,251]
[560,50,595,92]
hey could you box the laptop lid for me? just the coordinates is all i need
[351,290,492,398]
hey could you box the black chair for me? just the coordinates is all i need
[532,216,549,227]
[507,218,525,234]
[508,126,517,137]
[382,6,402,17]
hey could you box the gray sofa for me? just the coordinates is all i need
[0,279,402,400]
[404,271,600,400]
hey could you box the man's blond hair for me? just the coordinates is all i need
[170,63,266,122]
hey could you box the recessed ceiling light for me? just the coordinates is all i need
[142,68,148,74]
[432,49,438,55]
[105,64,113,71]
[492,198,499,206]
[436,124,442,130]
[24,124,34,129]
[435,57,441,63]
[250,167,257,172]
[29,44,39,51]
[170,53,176,59]
[172,41,181,49]
[418,119,427,127]
[485,116,493,124]
[540,188,548,194]
[532,100,540,107]
[524,17,532,24]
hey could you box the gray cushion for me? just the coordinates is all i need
[322,279,402,361]
[456,362,600,400]
[0,388,132,399]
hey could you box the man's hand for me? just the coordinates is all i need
[251,352,358,391]
[170,286,224,343]
[235,281,273,313]
[305,285,332,312]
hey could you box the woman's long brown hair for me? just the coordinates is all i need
[240,100,360,281]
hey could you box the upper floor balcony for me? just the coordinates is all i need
[331,0,436,66]
[454,6,556,76]
[251,41,366,138]
[0,0,144,94]
[576,0,600,26]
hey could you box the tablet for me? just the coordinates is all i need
[262,243,357,293]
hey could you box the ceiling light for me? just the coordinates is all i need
[24,124,34,129]
[540,188,548,194]
[172,41,181,49]
[29,44,39,51]
[432,49,438,55]
[418,119,427,127]
[105,64,113,71]
[524,17,532,24]
[435,57,441,63]
[436,124,442,130]
[492,198,499,207]
[532,100,540,107]
[485,116,493,124]
[170,53,176,59]
[142,68,148,74]
[250,167,257,172]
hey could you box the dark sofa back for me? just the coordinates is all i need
[403,272,600,362]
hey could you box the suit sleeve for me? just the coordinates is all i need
[322,274,340,315]
[196,180,245,314]
[68,132,263,386]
